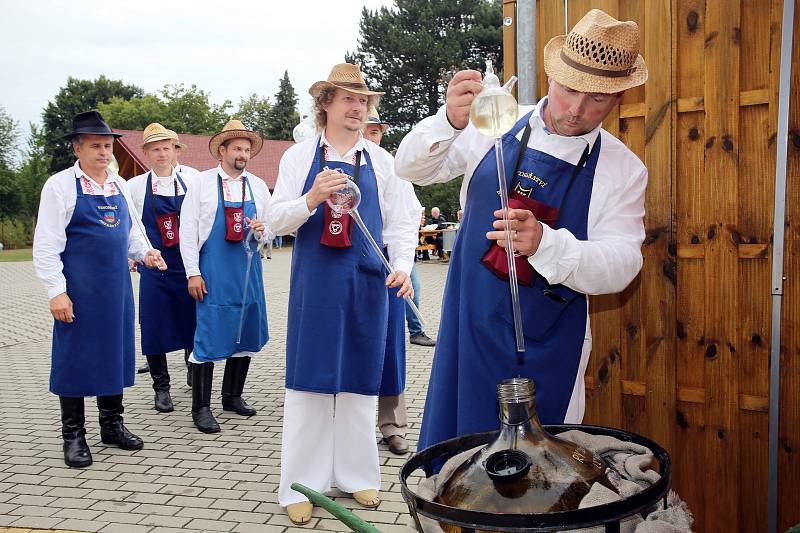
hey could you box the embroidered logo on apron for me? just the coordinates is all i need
[99,206,121,228]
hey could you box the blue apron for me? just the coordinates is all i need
[50,175,135,397]
[418,112,600,450]
[192,175,268,362]
[139,172,196,355]
[285,141,388,395]
[379,249,406,397]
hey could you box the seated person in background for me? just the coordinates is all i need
[425,206,448,260]
[455,209,464,229]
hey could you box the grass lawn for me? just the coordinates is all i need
[0,248,33,262]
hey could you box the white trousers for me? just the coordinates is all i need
[187,352,252,364]
[278,389,380,506]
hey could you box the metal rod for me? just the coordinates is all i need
[516,0,538,104]
[768,1,794,531]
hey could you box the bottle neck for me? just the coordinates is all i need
[496,396,547,447]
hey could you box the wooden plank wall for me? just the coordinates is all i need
[501,0,800,530]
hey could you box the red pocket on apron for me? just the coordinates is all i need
[320,203,353,248]
[225,206,245,242]
[156,212,180,247]
[481,192,560,286]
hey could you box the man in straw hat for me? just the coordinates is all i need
[270,64,419,524]
[128,123,197,412]
[179,119,271,434]
[363,107,421,457]
[169,130,200,177]
[33,110,167,468]
[396,9,649,451]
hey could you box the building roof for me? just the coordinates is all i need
[113,129,294,189]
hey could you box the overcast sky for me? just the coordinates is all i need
[0,0,394,138]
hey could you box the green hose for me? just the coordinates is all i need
[290,482,383,533]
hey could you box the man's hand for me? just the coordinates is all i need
[246,217,265,238]
[50,292,74,323]
[486,208,543,257]
[386,271,414,299]
[445,70,484,130]
[305,169,349,211]
[188,275,208,302]
[144,249,168,271]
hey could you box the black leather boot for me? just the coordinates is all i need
[185,349,193,388]
[147,354,173,412]
[221,357,256,416]
[191,362,220,433]
[97,395,144,450]
[60,396,92,468]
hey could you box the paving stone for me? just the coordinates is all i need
[100,523,154,533]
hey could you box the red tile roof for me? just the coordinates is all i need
[113,129,294,190]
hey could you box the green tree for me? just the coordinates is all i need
[347,0,503,150]
[159,84,232,135]
[97,95,167,131]
[0,105,20,169]
[237,93,272,138]
[414,178,463,222]
[265,71,299,140]
[17,124,52,227]
[42,76,144,173]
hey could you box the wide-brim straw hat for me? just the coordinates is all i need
[141,122,179,149]
[364,106,389,133]
[167,129,187,150]
[543,9,648,94]
[309,63,384,98]
[208,119,263,159]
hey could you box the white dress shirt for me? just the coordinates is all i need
[269,131,419,275]
[127,167,191,219]
[394,97,647,296]
[179,165,272,278]
[33,160,151,299]
[176,163,200,177]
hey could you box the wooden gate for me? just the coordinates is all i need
[502,1,800,530]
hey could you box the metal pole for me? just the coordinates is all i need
[768,1,794,531]
[516,0,537,104]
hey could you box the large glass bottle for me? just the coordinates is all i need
[435,378,616,517]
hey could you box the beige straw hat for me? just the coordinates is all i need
[208,119,263,160]
[364,106,389,133]
[543,9,648,94]
[167,129,187,150]
[309,63,385,97]
[141,123,179,149]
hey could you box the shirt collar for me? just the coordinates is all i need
[319,129,366,160]
[531,96,601,151]
[73,160,120,188]
[150,167,177,183]
[217,164,248,182]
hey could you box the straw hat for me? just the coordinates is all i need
[543,9,648,94]
[309,63,384,98]
[364,106,389,133]
[167,129,187,150]
[141,123,179,149]
[208,119,263,159]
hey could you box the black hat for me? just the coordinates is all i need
[64,110,123,140]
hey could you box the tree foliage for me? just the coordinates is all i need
[347,0,503,150]
[42,76,144,173]
[414,178,463,223]
[16,124,51,225]
[236,93,272,138]
[98,84,232,136]
[0,105,20,170]
[265,71,299,141]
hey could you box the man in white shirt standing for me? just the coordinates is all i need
[179,120,270,434]
[395,10,649,452]
[33,111,167,468]
[270,64,418,524]
[128,123,197,413]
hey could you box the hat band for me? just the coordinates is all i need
[560,50,636,78]
[334,81,371,91]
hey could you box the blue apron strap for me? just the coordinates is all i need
[74,170,84,198]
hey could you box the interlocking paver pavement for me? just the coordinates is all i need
[0,248,449,532]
